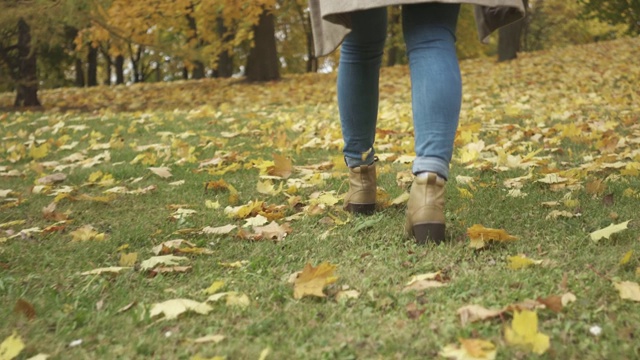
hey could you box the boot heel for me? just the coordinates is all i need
[412,223,445,245]
[345,203,375,215]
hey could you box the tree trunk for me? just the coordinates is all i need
[498,0,529,62]
[245,10,280,82]
[87,45,98,86]
[304,12,318,72]
[103,51,112,85]
[192,61,205,79]
[115,55,124,85]
[214,16,233,78]
[75,58,85,87]
[14,18,40,107]
[386,6,402,67]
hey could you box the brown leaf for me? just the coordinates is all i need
[536,295,563,313]
[14,298,36,320]
[36,173,66,185]
[269,154,293,178]
[457,304,503,326]
[406,302,426,320]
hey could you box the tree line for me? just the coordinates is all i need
[1,0,636,108]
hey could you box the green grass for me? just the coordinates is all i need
[2,37,640,359]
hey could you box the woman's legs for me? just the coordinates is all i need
[337,7,387,168]
[402,3,461,180]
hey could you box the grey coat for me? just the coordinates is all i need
[310,0,526,56]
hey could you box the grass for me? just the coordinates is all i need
[2,37,640,359]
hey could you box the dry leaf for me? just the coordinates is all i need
[590,220,630,242]
[80,267,132,275]
[140,255,189,271]
[151,266,192,274]
[504,310,550,355]
[335,290,360,302]
[293,262,338,299]
[252,221,291,241]
[149,166,172,178]
[203,281,225,295]
[202,224,237,235]
[457,305,504,326]
[467,224,517,249]
[192,334,225,344]
[150,299,212,320]
[619,250,634,265]
[440,338,497,360]
[0,331,24,360]
[206,292,250,308]
[70,225,106,242]
[36,173,66,185]
[613,281,640,302]
[14,299,36,320]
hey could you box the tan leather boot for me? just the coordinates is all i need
[343,164,376,215]
[405,173,446,244]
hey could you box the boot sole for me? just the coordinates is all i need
[412,223,445,245]
[344,203,376,215]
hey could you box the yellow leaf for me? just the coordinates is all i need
[507,254,543,270]
[458,187,474,199]
[467,224,517,249]
[29,143,49,159]
[258,347,271,360]
[293,262,338,299]
[440,338,497,360]
[119,252,138,267]
[201,224,237,235]
[590,220,630,242]
[620,250,634,265]
[205,200,220,209]
[150,299,212,320]
[191,334,225,344]
[269,154,292,178]
[0,331,24,360]
[70,225,105,242]
[613,281,640,302]
[504,310,550,355]
[203,281,225,295]
[140,255,189,271]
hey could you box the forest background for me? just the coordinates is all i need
[1,0,638,108]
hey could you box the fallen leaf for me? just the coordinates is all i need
[119,252,138,267]
[150,299,212,320]
[507,254,543,270]
[206,292,250,308]
[0,331,24,360]
[36,173,66,185]
[258,347,271,360]
[203,281,225,295]
[192,334,225,344]
[140,255,189,271]
[202,224,237,235]
[457,305,504,326]
[293,262,338,299]
[80,267,132,275]
[252,221,291,241]
[440,338,497,360]
[613,281,640,302]
[14,299,36,320]
[504,310,550,355]
[619,250,634,265]
[590,220,630,242]
[149,166,172,178]
[406,302,426,319]
[335,289,360,302]
[150,266,192,275]
[70,225,106,242]
[467,224,517,249]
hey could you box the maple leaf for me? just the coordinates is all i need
[149,299,212,320]
[0,331,24,360]
[467,224,517,249]
[504,310,550,355]
[402,272,448,292]
[613,281,640,302]
[252,221,291,241]
[440,338,497,360]
[201,224,237,235]
[269,153,292,178]
[590,220,630,242]
[293,262,338,299]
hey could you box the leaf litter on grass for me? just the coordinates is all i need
[1,37,640,358]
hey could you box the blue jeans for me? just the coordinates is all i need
[338,4,461,180]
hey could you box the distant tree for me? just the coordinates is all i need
[579,0,640,35]
[245,8,280,81]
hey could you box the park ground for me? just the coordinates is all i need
[1,37,640,359]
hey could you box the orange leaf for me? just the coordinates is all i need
[293,262,338,299]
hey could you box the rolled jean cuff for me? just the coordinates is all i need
[344,152,376,168]
[412,156,450,180]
